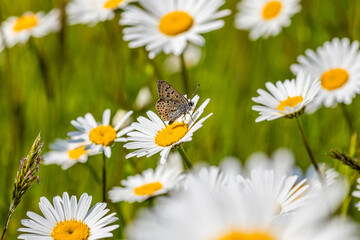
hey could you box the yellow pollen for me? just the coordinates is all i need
[68,146,88,160]
[320,68,349,90]
[134,182,163,196]
[154,122,188,147]
[51,219,90,240]
[262,1,282,20]
[277,96,303,111]
[89,125,116,146]
[103,0,124,9]
[13,14,39,32]
[159,11,194,36]
[216,231,275,240]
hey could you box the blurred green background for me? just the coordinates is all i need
[1,0,360,238]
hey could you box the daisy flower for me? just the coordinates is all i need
[2,9,60,48]
[239,169,309,216]
[108,163,183,203]
[252,71,320,122]
[66,0,133,26]
[18,192,119,239]
[291,38,360,111]
[68,109,133,158]
[221,148,296,178]
[352,178,360,211]
[235,0,301,40]
[120,0,231,58]
[180,165,230,191]
[126,177,357,240]
[43,139,90,170]
[124,95,212,163]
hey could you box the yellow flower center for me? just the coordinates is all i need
[103,0,124,9]
[216,231,275,240]
[134,182,163,196]
[155,122,188,147]
[159,11,194,36]
[89,125,116,146]
[13,14,39,32]
[320,68,349,91]
[51,219,90,240]
[68,146,88,160]
[277,96,303,111]
[262,1,282,20]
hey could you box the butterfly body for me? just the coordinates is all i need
[156,80,194,124]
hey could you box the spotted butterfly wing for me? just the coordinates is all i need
[156,80,193,123]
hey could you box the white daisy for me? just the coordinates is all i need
[239,169,309,216]
[252,71,320,122]
[66,0,133,26]
[291,38,360,111]
[235,0,301,40]
[43,139,90,170]
[220,148,296,178]
[2,9,60,48]
[180,165,230,191]
[18,192,119,239]
[352,178,360,211]
[124,95,212,163]
[108,163,183,203]
[120,0,231,58]
[126,177,357,240]
[68,109,133,158]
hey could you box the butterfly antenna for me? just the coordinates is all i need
[191,84,200,98]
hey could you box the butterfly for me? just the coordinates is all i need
[156,80,198,124]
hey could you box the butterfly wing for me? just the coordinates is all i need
[157,80,189,105]
[156,99,189,123]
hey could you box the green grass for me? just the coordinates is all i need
[1,0,360,238]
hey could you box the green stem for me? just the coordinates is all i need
[340,103,355,135]
[295,117,324,185]
[1,209,14,240]
[341,172,359,216]
[84,159,101,185]
[111,203,125,238]
[177,145,192,169]
[102,153,107,203]
[30,38,54,99]
[180,53,190,96]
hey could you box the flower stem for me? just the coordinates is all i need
[180,53,190,96]
[102,153,107,203]
[30,38,54,99]
[177,145,193,169]
[340,103,355,135]
[295,117,324,185]
[1,209,14,240]
[84,159,101,185]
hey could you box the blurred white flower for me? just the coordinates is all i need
[120,0,230,58]
[2,9,61,47]
[126,175,357,240]
[67,0,133,26]
[164,45,202,74]
[135,86,152,110]
[235,0,301,40]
